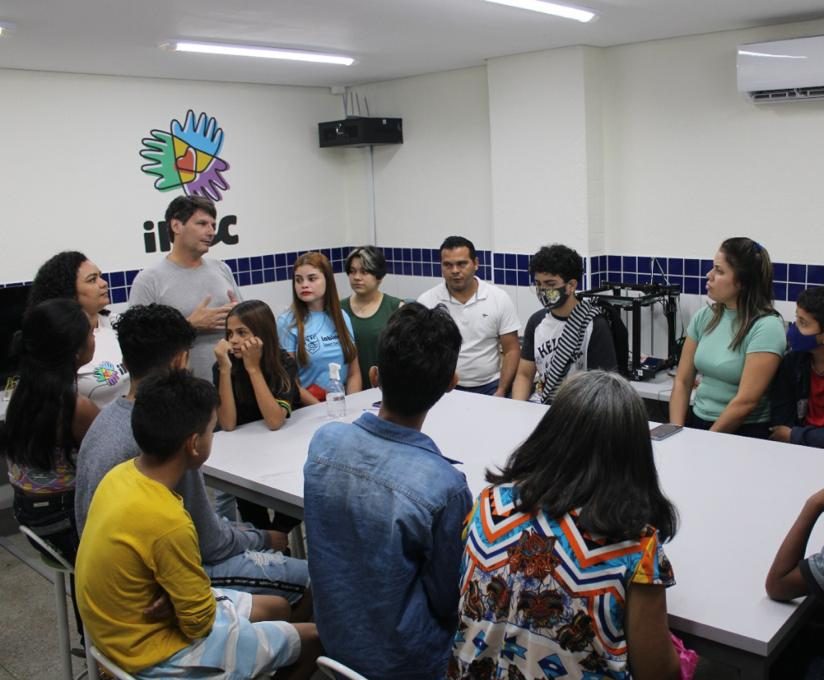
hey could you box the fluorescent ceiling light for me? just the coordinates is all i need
[168,41,354,66]
[738,50,807,60]
[0,21,17,36]
[484,0,595,23]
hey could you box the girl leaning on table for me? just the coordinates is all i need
[213,299,301,532]
[277,251,362,402]
[449,371,695,680]
[669,237,786,438]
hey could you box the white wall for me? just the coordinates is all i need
[352,67,492,250]
[0,68,369,284]
[603,18,824,263]
[487,47,592,255]
[354,17,824,272]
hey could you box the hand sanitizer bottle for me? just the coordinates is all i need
[326,362,346,418]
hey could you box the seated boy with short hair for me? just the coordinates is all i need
[74,304,310,613]
[770,286,824,447]
[76,370,319,679]
[512,244,617,404]
[304,303,473,680]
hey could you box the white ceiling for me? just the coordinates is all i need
[0,0,823,89]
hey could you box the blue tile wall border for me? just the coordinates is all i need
[1,249,820,304]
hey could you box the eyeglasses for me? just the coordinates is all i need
[534,282,563,293]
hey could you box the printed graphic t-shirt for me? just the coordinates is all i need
[77,313,130,408]
[521,308,616,402]
[277,310,354,391]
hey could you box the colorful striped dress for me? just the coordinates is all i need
[449,483,674,680]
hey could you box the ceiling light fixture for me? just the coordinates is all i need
[738,50,807,60]
[167,41,354,66]
[484,0,596,23]
[0,21,17,36]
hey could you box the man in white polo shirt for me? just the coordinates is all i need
[417,236,520,396]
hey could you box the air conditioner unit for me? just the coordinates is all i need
[737,35,824,103]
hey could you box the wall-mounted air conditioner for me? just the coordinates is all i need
[737,35,824,103]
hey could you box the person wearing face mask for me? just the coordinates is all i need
[512,244,617,404]
[770,287,824,447]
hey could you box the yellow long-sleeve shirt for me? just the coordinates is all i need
[76,459,216,673]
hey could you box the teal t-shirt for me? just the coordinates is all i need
[688,305,786,423]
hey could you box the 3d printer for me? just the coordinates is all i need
[579,281,681,382]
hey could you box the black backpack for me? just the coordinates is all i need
[587,297,630,378]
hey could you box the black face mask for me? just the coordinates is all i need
[537,284,569,310]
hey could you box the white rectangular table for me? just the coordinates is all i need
[203,388,824,679]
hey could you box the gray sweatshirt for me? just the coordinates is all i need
[74,398,268,562]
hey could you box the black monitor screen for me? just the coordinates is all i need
[0,285,31,385]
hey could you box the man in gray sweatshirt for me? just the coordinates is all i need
[128,195,240,381]
[74,303,310,614]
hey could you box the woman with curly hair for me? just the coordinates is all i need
[29,251,130,406]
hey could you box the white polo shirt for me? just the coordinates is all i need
[417,278,520,387]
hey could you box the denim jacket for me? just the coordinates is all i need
[304,412,472,680]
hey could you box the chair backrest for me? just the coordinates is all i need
[316,655,369,680]
[18,524,74,572]
[89,646,137,680]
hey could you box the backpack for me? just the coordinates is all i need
[587,297,630,378]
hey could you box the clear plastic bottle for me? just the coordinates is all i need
[326,362,346,418]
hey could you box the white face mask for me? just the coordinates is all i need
[537,284,569,309]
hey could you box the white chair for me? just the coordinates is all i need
[18,524,92,680]
[316,655,369,680]
[89,646,136,680]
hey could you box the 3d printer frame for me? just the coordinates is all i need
[579,282,681,381]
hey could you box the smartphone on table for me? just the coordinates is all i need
[650,423,683,441]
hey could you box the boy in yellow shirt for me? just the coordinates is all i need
[76,370,319,678]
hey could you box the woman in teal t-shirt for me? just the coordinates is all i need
[670,237,786,438]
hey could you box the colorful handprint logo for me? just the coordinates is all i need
[139,110,231,202]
